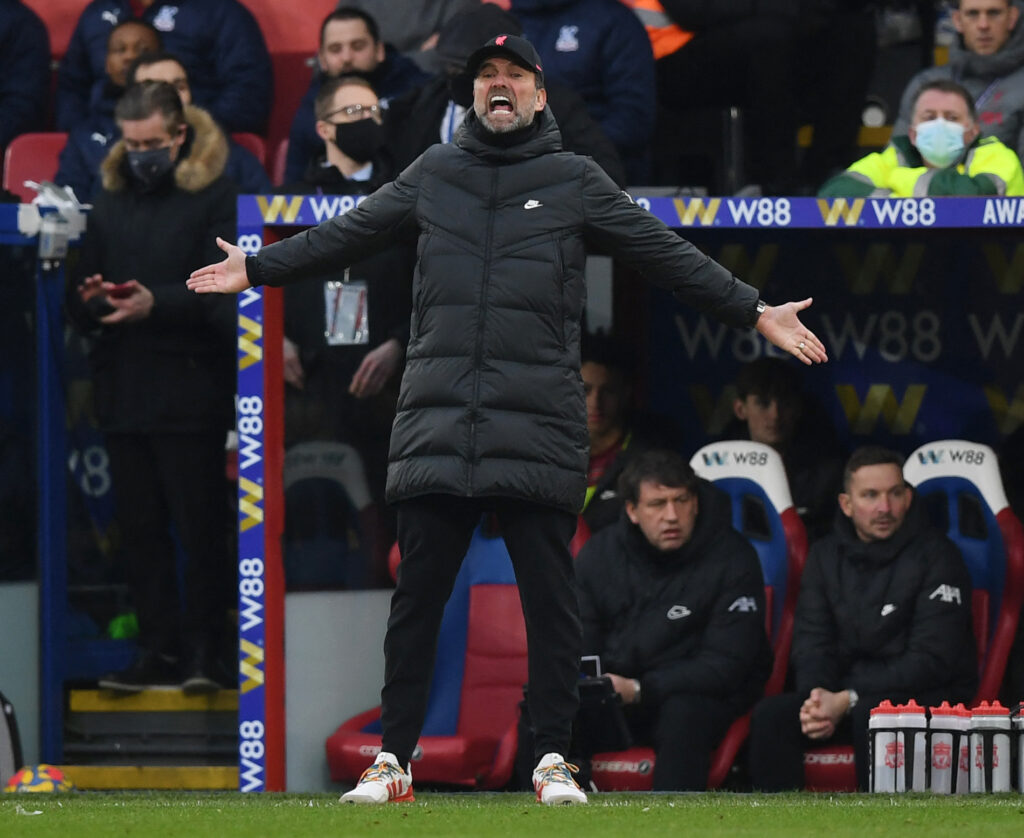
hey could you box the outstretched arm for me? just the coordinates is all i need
[187,237,250,295]
[580,162,829,365]
[755,299,828,365]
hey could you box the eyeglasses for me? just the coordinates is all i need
[324,103,381,121]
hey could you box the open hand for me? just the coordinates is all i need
[187,237,250,294]
[756,298,828,365]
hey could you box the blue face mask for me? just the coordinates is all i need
[914,118,967,168]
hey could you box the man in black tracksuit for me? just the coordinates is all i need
[748,446,977,791]
[188,34,826,805]
[574,449,771,790]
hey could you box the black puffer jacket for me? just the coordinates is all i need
[72,108,237,434]
[575,480,772,711]
[791,498,977,700]
[248,108,760,512]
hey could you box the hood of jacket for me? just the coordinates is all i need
[455,104,563,163]
[436,3,523,66]
[830,484,929,567]
[949,2,1024,79]
[100,103,229,193]
[623,478,735,569]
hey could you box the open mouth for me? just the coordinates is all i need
[488,94,514,114]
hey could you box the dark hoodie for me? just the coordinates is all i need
[575,479,772,712]
[790,495,977,701]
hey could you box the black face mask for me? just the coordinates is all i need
[333,118,385,164]
[446,71,474,109]
[126,146,175,192]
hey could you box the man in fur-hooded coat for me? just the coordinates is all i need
[71,80,238,695]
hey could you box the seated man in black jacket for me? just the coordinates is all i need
[572,448,771,790]
[748,445,977,791]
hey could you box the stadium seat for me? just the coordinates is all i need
[282,440,382,590]
[266,53,314,179]
[802,439,1024,792]
[22,0,86,59]
[2,133,68,204]
[272,138,289,187]
[589,441,808,790]
[325,521,528,789]
[231,132,267,166]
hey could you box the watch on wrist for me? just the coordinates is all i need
[632,678,642,704]
[755,299,767,317]
[846,688,859,714]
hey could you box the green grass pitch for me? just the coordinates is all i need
[3,792,1024,837]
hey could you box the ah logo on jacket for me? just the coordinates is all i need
[153,6,179,32]
[728,596,758,613]
[881,603,897,617]
[101,10,120,26]
[666,605,691,620]
[929,584,962,604]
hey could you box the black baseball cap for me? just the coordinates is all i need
[466,34,544,85]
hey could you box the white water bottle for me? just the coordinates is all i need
[929,702,959,793]
[970,701,1011,792]
[869,700,901,793]
[900,700,928,792]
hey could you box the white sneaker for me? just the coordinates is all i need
[532,752,588,805]
[340,751,414,804]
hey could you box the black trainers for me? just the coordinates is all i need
[180,646,228,696]
[99,650,179,694]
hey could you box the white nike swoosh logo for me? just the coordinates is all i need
[523,200,543,210]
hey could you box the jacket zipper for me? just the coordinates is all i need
[553,235,566,350]
[469,168,499,490]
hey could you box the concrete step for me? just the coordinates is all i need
[64,688,240,768]
[69,689,239,713]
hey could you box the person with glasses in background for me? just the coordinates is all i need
[276,75,414,590]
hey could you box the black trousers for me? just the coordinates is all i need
[380,495,580,768]
[106,431,232,657]
[749,687,961,791]
[518,690,738,791]
[633,693,737,790]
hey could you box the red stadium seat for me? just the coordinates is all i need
[2,133,68,203]
[272,138,289,187]
[802,439,1024,792]
[231,132,267,166]
[22,0,87,59]
[326,522,528,789]
[590,441,808,790]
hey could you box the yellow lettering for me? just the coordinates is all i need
[673,198,721,226]
[255,195,303,224]
[817,198,864,227]
[836,384,926,435]
[239,475,264,532]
